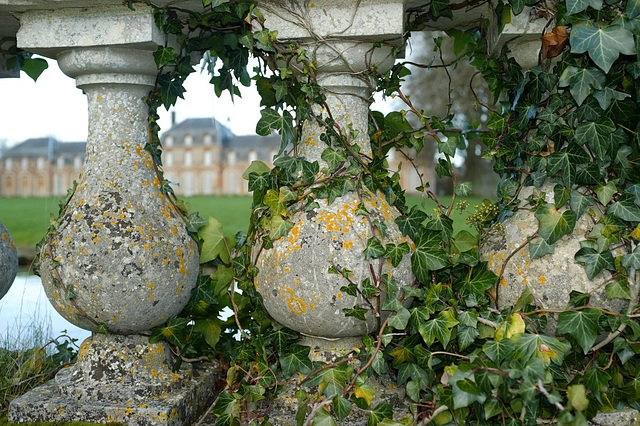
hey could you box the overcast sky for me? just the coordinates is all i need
[0,57,264,148]
[0,57,396,150]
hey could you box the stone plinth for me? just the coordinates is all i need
[10,335,219,426]
[9,4,216,425]
[0,221,18,300]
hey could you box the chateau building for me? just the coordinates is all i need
[0,117,428,198]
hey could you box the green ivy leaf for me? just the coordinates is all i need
[535,204,577,245]
[388,307,411,330]
[279,343,313,378]
[311,408,337,426]
[594,86,631,110]
[483,338,515,364]
[332,396,352,421]
[453,230,477,253]
[570,190,593,218]
[212,391,240,425]
[20,57,48,81]
[321,148,348,170]
[608,194,640,221]
[622,246,640,269]
[595,181,617,205]
[368,402,393,426]
[574,117,616,158]
[153,46,177,68]
[529,237,555,259]
[570,24,635,73]
[343,306,369,321]
[566,0,602,14]
[559,66,605,106]
[418,309,458,347]
[454,181,473,196]
[203,0,231,7]
[458,325,480,350]
[468,263,497,292]
[269,327,299,354]
[242,160,270,180]
[199,217,230,264]
[194,318,222,348]
[556,308,602,353]
[397,362,430,386]
[605,278,631,300]
[575,247,615,279]
[363,237,386,260]
[256,108,295,156]
[584,365,612,395]
[267,216,294,241]
[383,242,411,267]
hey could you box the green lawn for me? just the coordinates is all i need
[0,194,485,254]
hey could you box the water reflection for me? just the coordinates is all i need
[0,274,91,348]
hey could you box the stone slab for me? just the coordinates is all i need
[9,362,219,426]
[0,221,18,299]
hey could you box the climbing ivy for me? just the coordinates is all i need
[120,0,640,424]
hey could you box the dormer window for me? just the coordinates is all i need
[37,157,45,170]
[57,156,65,169]
[228,151,236,165]
[203,134,214,145]
[248,150,258,163]
[165,136,174,147]
[184,135,193,146]
[5,158,12,171]
[21,158,28,170]
[74,156,83,169]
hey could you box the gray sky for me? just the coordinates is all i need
[0,57,263,148]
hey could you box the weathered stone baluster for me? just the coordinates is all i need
[9,4,216,425]
[256,0,412,342]
[0,221,18,300]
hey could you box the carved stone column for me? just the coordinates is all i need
[0,221,18,300]
[8,5,217,425]
[254,1,413,421]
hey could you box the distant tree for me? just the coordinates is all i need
[399,31,499,198]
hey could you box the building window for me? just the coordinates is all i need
[248,150,258,163]
[166,152,174,167]
[228,151,236,165]
[21,158,28,170]
[57,156,65,169]
[37,157,45,170]
[203,171,214,195]
[73,156,82,169]
[54,175,63,196]
[184,135,193,146]
[184,152,192,167]
[203,134,214,145]
[204,151,212,166]
[5,158,12,171]
[183,172,194,196]
[165,136,174,147]
[226,171,237,194]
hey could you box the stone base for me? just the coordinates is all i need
[9,334,220,425]
[590,409,640,425]
[259,336,410,425]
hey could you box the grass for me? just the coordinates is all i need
[0,194,486,255]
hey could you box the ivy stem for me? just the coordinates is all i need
[536,379,564,411]
[343,318,389,398]
[494,233,537,308]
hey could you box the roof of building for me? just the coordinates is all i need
[162,117,234,144]
[2,138,86,159]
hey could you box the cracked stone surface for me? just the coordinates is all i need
[0,221,18,300]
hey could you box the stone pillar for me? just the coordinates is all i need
[0,221,18,300]
[8,5,217,425]
[254,1,413,420]
[256,0,412,339]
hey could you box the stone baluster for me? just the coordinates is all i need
[8,4,217,425]
[0,221,18,300]
[256,0,413,346]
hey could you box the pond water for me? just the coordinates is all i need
[0,274,91,349]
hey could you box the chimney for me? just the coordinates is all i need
[171,111,176,126]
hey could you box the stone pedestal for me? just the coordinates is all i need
[8,4,217,424]
[0,221,18,300]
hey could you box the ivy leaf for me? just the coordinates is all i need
[574,117,616,158]
[495,313,526,341]
[397,363,430,385]
[383,242,410,267]
[529,237,555,259]
[153,46,177,68]
[242,160,270,180]
[570,190,594,218]
[453,230,477,253]
[468,263,497,292]
[203,0,231,7]
[595,181,617,205]
[193,318,222,349]
[321,148,347,170]
[622,246,640,269]
[157,73,186,108]
[606,278,631,300]
[20,57,48,81]
[556,308,602,353]
[454,181,473,196]
[584,365,611,396]
[363,237,385,260]
[211,391,240,425]
[256,108,295,156]
[594,86,631,110]
[311,408,337,426]
[570,24,635,73]
[575,247,615,279]
[388,307,411,330]
[269,327,299,354]
[439,131,464,156]
[535,204,577,245]
[266,215,294,241]
[608,194,640,221]
[483,338,515,364]
[199,217,230,264]
[566,0,602,14]
[279,343,313,378]
[332,396,352,421]
[458,326,480,350]
[559,66,605,106]
[418,309,458,347]
[368,402,393,426]
[343,306,369,321]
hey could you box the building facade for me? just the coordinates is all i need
[0,117,429,198]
